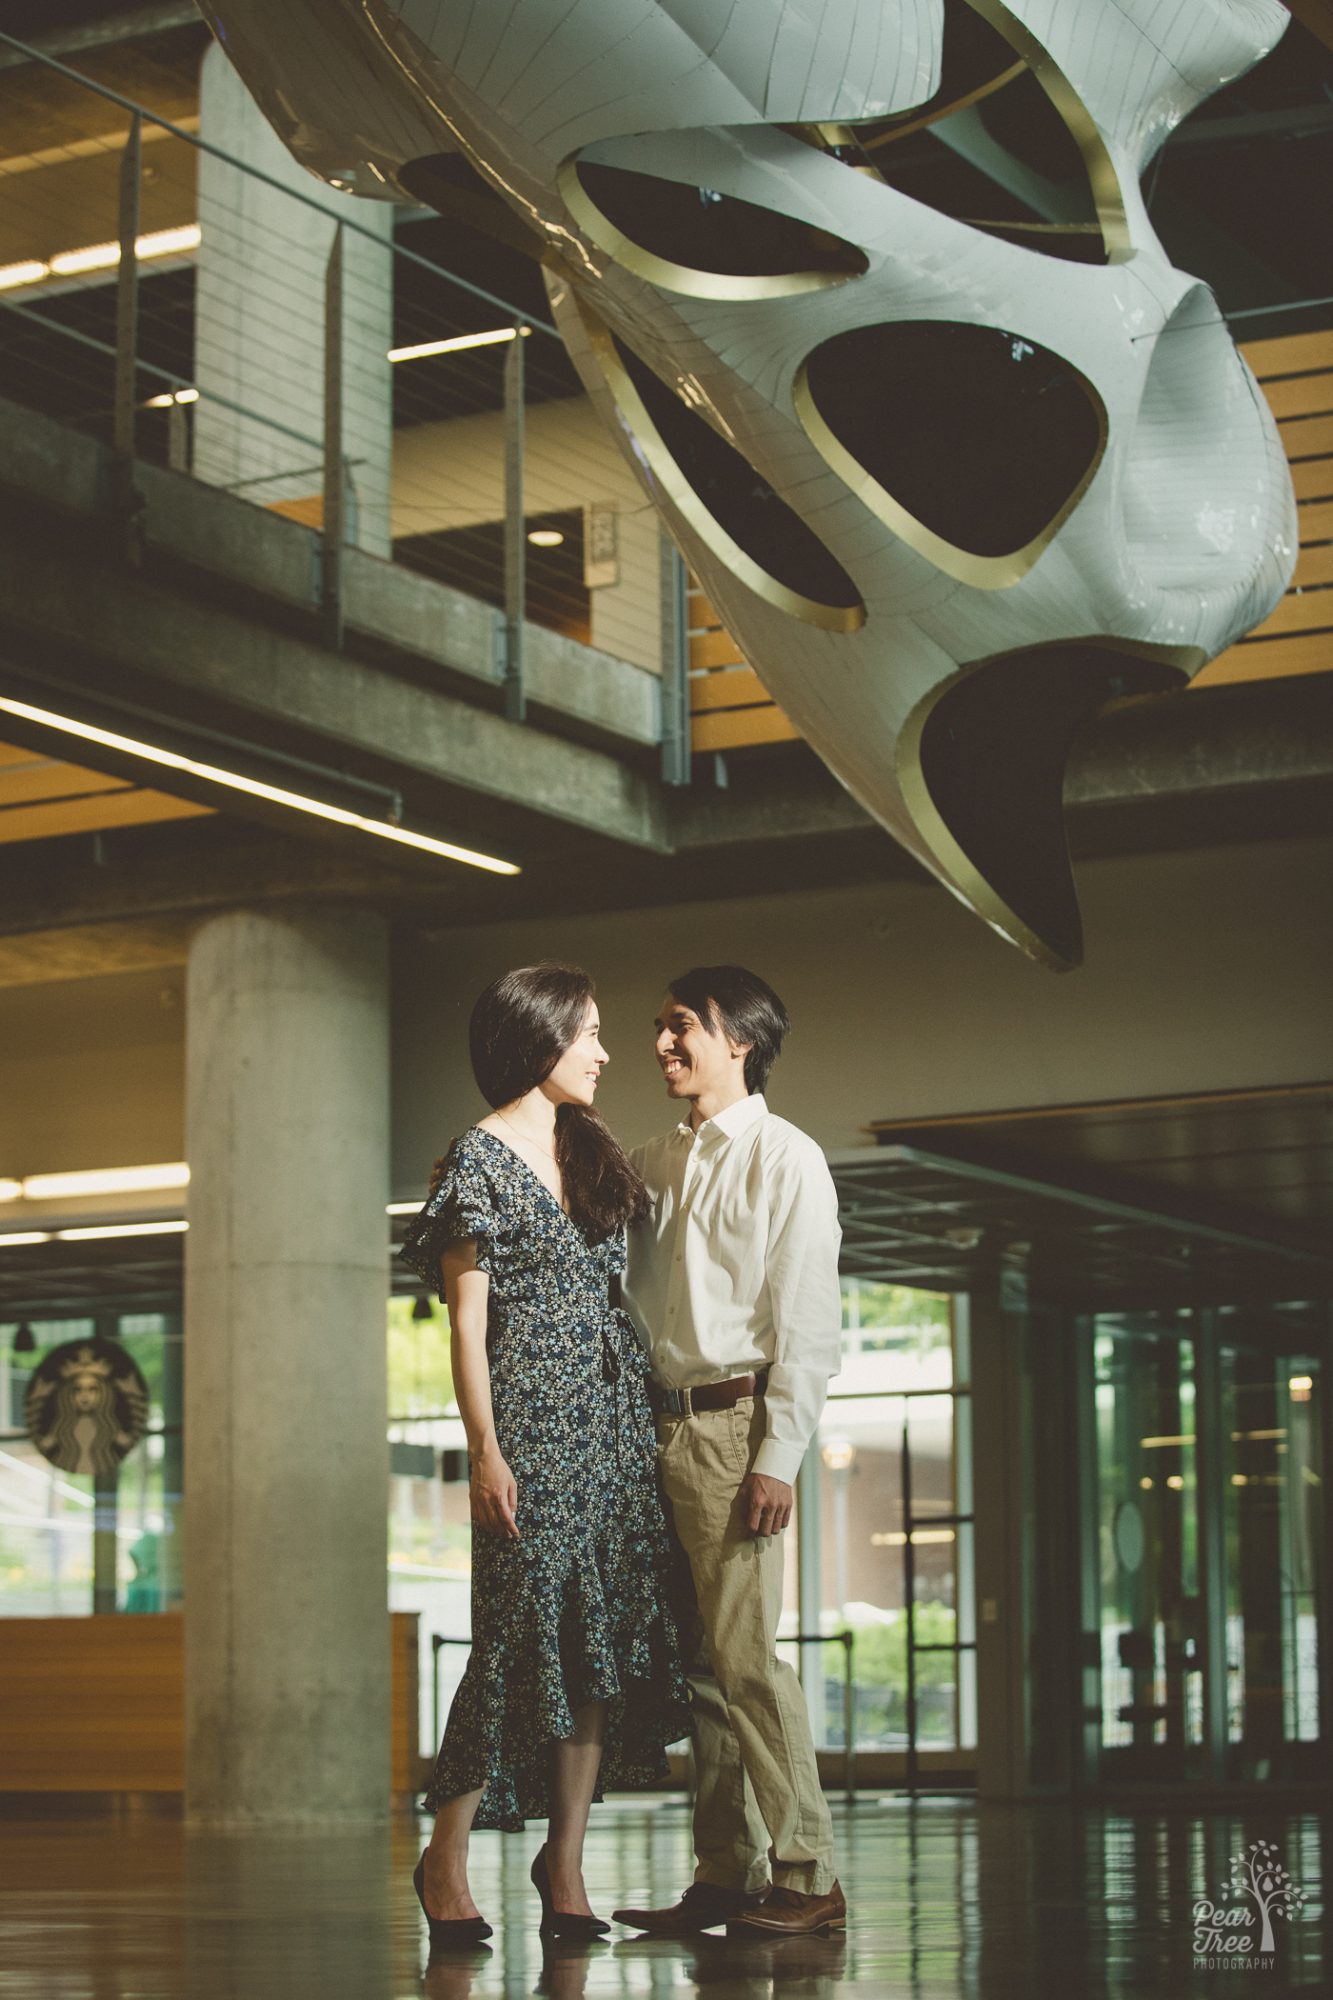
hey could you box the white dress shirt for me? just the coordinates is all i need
[624,1093,843,1485]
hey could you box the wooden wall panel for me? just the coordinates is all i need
[1188,330,1331,687]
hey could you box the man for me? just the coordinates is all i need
[615,965,845,1939]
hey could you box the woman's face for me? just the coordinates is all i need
[542,998,608,1108]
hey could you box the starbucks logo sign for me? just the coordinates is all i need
[25,1337,150,1478]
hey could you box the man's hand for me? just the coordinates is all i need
[740,1471,793,1538]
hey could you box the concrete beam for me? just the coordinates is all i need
[0,510,668,856]
[0,393,661,758]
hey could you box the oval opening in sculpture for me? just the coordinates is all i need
[561,156,868,299]
[897,642,1192,969]
[576,310,864,630]
[792,0,1128,265]
[795,319,1106,588]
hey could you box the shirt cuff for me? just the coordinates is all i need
[753,1437,806,1485]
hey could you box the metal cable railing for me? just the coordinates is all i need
[0,27,690,770]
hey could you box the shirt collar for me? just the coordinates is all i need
[675,1093,768,1147]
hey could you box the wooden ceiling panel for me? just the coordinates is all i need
[0,740,212,845]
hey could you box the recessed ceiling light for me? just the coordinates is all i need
[0,259,49,291]
[4,224,203,289]
[528,529,564,547]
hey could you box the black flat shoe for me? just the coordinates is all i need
[413,1853,493,1943]
[530,1845,610,1939]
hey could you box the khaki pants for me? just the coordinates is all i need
[657,1396,835,1896]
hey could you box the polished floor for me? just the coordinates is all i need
[0,1796,1326,1998]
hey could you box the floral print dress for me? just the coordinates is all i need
[399,1126,691,1830]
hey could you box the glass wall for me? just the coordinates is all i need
[1217,1305,1324,1778]
[1092,1311,1202,1773]
[385,1293,472,1756]
[388,1279,976,1767]
[782,1281,976,1760]
[0,1311,182,1615]
[1087,1301,1327,1783]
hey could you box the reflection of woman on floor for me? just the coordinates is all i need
[401,965,689,1944]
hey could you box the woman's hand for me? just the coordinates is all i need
[470,1448,520,1539]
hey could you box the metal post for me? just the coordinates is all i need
[841,1630,856,1804]
[166,399,190,475]
[902,1416,919,1793]
[659,534,692,784]
[113,112,141,458]
[1195,1310,1230,1782]
[796,1449,825,1745]
[92,1309,121,1613]
[93,1469,119,1613]
[159,1311,184,1609]
[502,330,526,722]
[322,224,345,651]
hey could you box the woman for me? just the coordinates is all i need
[400,964,690,1944]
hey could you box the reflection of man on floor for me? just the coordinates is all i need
[616,965,846,1939]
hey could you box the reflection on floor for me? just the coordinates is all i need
[0,1796,1325,1997]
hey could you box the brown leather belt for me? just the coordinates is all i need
[650,1370,768,1417]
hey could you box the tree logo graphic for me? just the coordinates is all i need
[1193,1840,1308,1965]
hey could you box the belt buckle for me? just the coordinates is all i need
[680,1384,693,1418]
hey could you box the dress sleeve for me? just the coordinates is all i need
[398,1142,497,1301]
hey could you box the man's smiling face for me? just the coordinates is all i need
[654,991,745,1107]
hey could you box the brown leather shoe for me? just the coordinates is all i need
[612,1880,770,1935]
[726,1880,846,1937]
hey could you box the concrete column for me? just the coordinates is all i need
[193,43,393,554]
[184,908,390,1822]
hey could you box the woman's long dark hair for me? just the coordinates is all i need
[469,963,648,1239]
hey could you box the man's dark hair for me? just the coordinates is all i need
[668,965,791,1096]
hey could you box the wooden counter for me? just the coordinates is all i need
[0,1612,421,1797]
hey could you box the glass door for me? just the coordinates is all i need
[1086,1301,1328,1784]
[790,1280,976,1774]
[1217,1306,1325,1780]
[1091,1311,1205,1778]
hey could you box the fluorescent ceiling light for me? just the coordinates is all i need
[15,223,203,288]
[0,1231,52,1247]
[144,387,199,409]
[386,1200,422,1215]
[387,325,527,363]
[0,1179,21,1203]
[49,241,120,275]
[20,1163,190,1201]
[55,1219,189,1242]
[528,529,564,548]
[138,224,202,258]
[0,259,49,291]
[0,695,521,877]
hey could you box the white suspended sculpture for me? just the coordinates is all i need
[201,0,1297,967]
